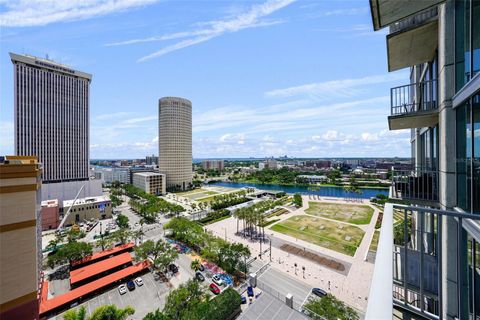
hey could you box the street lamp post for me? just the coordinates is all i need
[302,266,305,279]
[294,263,297,275]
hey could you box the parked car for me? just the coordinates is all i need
[118,284,127,295]
[126,280,135,291]
[209,283,221,295]
[195,271,205,282]
[135,277,144,286]
[199,264,205,272]
[168,264,179,273]
[212,274,224,286]
[312,288,327,297]
[247,286,254,297]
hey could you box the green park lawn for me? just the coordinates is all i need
[305,202,374,225]
[270,215,365,256]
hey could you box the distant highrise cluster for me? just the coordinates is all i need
[158,97,193,191]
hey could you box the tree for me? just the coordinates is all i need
[303,294,359,320]
[116,213,130,229]
[63,306,87,320]
[110,228,132,244]
[190,259,201,271]
[88,305,135,320]
[50,241,93,265]
[163,280,206,319]
[110,194,122,209]
[293,193,303,207]
[143,310,168,320]
[135,239,178,271]
[96,237,113,251]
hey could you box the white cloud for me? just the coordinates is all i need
[110,0,297,61]
[321,8,368,16]
[0,121,14,154]
[0,0,161,27]
[265,73,407,98]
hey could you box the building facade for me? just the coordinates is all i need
[10,53,92,184]
[158,97,192,191]
[202,160,224,171]
[0,156,42,320]
[367,1,480,319]
[132,172,166,195]
[145,155,159,166]
[62,195,112,227]
[40,199,60,231]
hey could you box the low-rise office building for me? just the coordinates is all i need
[0,156,42,320]
[41,199,60,231]
[62,195,112,226]
[132,172,166,195]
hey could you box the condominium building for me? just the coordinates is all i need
[366,1,480,319]
[62,195,112,227]
[92,167,130,184]
[0,156,42,320]
[202,160,224,171]
[132,172,166,195]
[158,97,192,191]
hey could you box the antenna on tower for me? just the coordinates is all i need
[46,53,49,60]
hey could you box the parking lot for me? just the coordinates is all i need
[55,272,170,319]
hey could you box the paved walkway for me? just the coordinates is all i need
[205,195,380,312]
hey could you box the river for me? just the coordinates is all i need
[208,181,389,199]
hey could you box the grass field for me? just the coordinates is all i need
[304,202,374,225]
[369,230,380,253]
[270,215,365,256]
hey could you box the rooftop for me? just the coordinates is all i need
[63,195,110,207]
[9,52,92,80]
[133,171,164,177]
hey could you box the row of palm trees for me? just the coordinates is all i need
[232,200,278,242]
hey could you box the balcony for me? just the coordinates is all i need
[369,0,441,31]
[389,80,438,130]
[391,167,438,204]
[366,204,480,320]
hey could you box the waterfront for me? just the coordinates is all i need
[208,181,389,199]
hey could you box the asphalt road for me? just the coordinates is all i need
[257,266,312,308]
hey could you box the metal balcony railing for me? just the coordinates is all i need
[392,167,438,202]
[366,204,480,320]
[390,79,438,116]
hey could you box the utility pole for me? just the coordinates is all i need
[269,236,272,262]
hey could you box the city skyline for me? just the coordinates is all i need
[1,0,410,159]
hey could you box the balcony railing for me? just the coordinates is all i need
[391,79,437,116]
[366,204,480,320]
[392,167,438,203]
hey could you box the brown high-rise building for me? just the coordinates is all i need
[0,156,42,320]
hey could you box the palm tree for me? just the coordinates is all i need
[190,259,201,271]
[63,306,87,320]
[88,305,134,320]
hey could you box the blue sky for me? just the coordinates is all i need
[0,0,410,159]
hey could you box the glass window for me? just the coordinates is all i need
[457,102,471,211]
[473,95,480,212]
[456,0,471,91]
[473,0,480,77]
[467,234,480,320]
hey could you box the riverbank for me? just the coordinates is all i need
[227,179,389,190]
[207,181,389,199]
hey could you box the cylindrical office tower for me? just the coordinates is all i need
[158,97,192,191]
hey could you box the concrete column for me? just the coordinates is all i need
[437,2,464,319]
